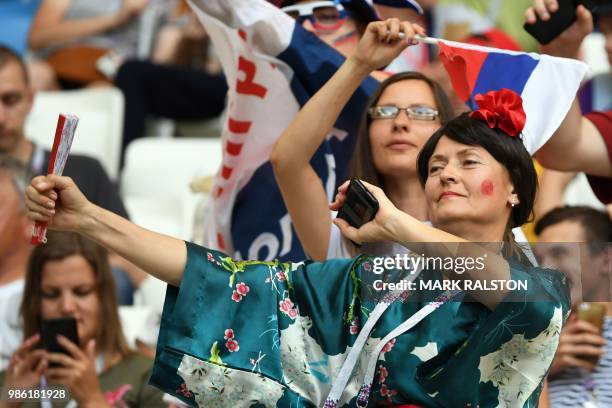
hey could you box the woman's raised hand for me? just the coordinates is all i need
[330,179,403,245]
[349,18,425,72]
[25,175,93,232]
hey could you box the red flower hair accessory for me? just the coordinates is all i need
[469,89,526,137]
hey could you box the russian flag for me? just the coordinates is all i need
[437,39,588,154]
[187,0,378,261]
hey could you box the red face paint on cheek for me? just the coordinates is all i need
[481,180,494,196]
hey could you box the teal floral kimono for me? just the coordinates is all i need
[151,242,570,407]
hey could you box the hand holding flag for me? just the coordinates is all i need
[351,19,426,71]
[421,36,588,154]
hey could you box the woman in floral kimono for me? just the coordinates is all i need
[24,20,569,408]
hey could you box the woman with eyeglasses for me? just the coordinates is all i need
[270,14,454,261]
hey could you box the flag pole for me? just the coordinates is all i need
[414,35,439,46]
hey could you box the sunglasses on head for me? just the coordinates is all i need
[281,1,348,31]
[368,105,439,121]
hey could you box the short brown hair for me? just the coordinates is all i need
[535,206,612,254]
[22,231,132,357]
[0,45,29,84]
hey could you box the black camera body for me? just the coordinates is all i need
[336,178,379,229]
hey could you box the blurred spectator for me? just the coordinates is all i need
[0,1,58,92]
[27,0,190,89]
[528,1,612,205]
[0,46,127,217]
[535,206,612,407]
[0,45,146,304]
[578,4,612,114]
[0,231,166,407]
[432,0,538,51]
[0,156,32,371]
[115,12,227,165]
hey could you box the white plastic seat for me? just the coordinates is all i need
[120,137,222,240]
[25,87,125,180]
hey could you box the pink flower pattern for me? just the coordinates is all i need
[226,338,240,352]
[378,365,388,383]
[224,329,234,340]
[349,317,360,335]
[279,298,299,320]
[231,290,243,302]
[231,282,250,302]
[275,271,286,281]
[381,338,396,354]
[104,384,132,408]
[236,282,250,296]
[380,384,398,402]
[279,299,294,313]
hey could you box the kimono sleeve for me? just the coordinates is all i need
[415,262,570,407]
[150,242,368,407]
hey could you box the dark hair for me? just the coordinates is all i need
[535,206,612,254]
[416,113,537,245]
[349,71,454,186]
[0,45,29,84]
[22,231,132,358]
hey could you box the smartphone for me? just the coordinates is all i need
[41,317,79,360]
[336,178,379,229]
[524,0,580,45]
[524,0,602,45]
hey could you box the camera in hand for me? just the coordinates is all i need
[41,317,79,365]
[336,178,379,229]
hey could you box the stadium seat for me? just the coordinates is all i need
[120,137,222,240]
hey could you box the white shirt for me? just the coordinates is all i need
[0,279,25,371]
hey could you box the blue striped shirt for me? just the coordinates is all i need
[549,317,612,407]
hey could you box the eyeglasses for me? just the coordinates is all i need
[368,105,439,121]
[281,1,347,31]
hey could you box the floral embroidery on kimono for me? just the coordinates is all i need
[151,242,570,407]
